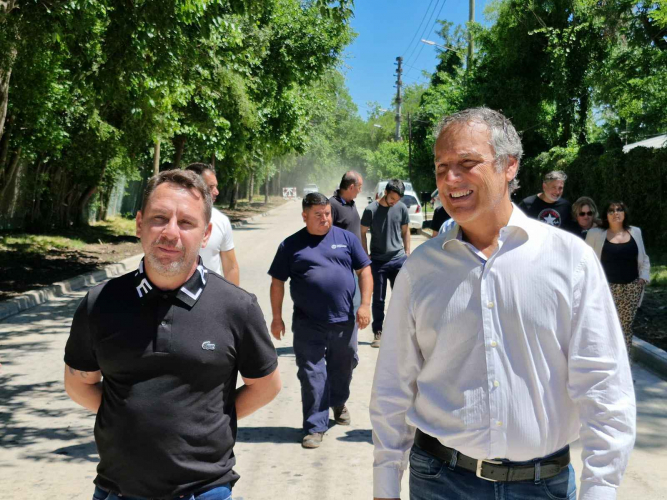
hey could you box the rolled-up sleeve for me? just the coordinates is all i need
[568,248,636,500]
[370,268,423,498]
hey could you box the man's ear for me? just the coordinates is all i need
[136,211,143,238]
[506,157,519,183]
[302,211,307,224]
[201,222,213,249]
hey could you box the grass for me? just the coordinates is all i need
[0,234,86,253]
[648,251,667,287]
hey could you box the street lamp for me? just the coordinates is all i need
[420,39,466,56]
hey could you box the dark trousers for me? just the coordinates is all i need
[370,256,407,333]
[292,314,358,434]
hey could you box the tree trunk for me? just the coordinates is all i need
[229,181,238,209]
[0,114,12,174]
[211,153,216,169]
[249,171,254,202]
[172,135,186,169]
[0,145,20,202]
[264,172,269,204]
[0,46,16,142]
[277,169,282,196]
[77,159,108,226]
[153,139,161,175]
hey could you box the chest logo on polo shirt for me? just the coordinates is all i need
[537,208,562,227]
[201,341,216,351]
[331,244,348,249]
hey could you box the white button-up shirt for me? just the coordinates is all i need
[370,205,635,500]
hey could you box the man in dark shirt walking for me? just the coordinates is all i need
[330,171,364,241]
[64,169,281,500]
[269,193,372,449]
[518,170,575,231]
[360,179,410,348]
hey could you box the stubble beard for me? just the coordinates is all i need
[146,238,189,277]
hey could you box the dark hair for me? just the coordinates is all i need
[601,201,630,230]
[302,192,329,210]
[185,162,215,176]
[142,170,212,223]
[385,179,405,197]
[339,171,361,191]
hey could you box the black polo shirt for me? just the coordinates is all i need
[64,259,278,499]
[329,191,361,242]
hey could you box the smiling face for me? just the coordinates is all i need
[434,121,517,229]
[136,182,211,289]
[542,180,565,203]
[577,204,594,230]
[302,203,332,236]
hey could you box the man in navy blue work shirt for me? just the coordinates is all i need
[269,192,372,449]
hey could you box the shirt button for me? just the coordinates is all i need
[490,340,498,347]
[487,301,495,309]
[160,320,167,326]
[494,381,500,387]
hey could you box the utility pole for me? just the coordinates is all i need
[395,56,403,141]
[468,0,475,69]
[408,112,412,182]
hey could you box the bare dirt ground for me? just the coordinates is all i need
[635,287,667,352]
[0,198,286,301]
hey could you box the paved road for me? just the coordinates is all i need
[1,200,667,499]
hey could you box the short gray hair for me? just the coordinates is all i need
[543,170,567,183]
[434,107,523,193]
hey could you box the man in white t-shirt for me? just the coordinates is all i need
[186,163,240,285]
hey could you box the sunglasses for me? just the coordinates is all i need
[578,211,593,217]
[607,208,625,214]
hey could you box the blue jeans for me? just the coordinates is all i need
[92,484,232,500]
[292,314,357,434]
[370,256,407,333]
[409,445,576,500]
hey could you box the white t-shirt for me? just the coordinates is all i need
[200,207,235,275]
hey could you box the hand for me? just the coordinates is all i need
[271,318,285,341]
[638,278,647,286]
[356,304,371,330]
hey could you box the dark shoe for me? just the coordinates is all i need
[302,432,324,449]
[371,331,381,348]
[333,405,351,425]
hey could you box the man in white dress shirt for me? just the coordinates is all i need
[370,107,635,500]
[186,163,240,285]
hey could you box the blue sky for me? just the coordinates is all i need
[344,0,490,118]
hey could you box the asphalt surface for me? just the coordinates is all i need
[1,199,666,499]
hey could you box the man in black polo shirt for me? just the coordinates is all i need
[329,171,363,241]
[268,193,372,449]
[64,169,280,500]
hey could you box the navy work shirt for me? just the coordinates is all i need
[268,226,370,323]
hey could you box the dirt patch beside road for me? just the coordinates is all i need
[635,286,667,352]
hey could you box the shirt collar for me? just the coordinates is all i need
[333,190,354,206]
[133,257,208,308]
[442,203,533,250]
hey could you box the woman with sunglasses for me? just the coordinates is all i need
[586,201,651,355]
[572,196,601,239]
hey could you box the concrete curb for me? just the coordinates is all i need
[0,202,290,322]
[0,253,144,322]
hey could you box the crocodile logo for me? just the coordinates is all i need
[201,341,216,351]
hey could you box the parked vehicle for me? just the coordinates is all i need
[368,180,414,203]
[430,189,442,210]
[303,183,319,196]
[401,190,424,233]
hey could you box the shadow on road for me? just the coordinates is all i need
[336,429,372,444]
[275,346,294,357]
[236,426,302,444]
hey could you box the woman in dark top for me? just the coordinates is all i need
[586,201,651,354]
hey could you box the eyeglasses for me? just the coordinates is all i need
[578,211,593,217]
[607,208,625,214]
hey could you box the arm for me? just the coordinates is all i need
[360,225,370,257]
[355,265,372,329]
[235,367,281,419]
[220,248,240,286]
[633,227,651,283]
[401,224,410,256]
[370,268,422,499]
[568,249,636,500]
[64,365,103,413]
[269,278,286,340]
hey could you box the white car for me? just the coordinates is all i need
[368,180,414,203]
[303,183,319,196]
[401,190,424,233]
[431,188,442,210]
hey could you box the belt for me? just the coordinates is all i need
[414,429,570,482]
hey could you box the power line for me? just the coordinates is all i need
[402,0,437,60]
[406,0,449,73]
[404,0,442,68]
